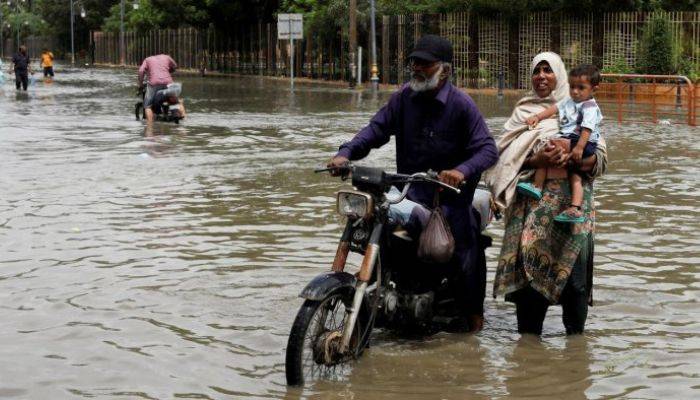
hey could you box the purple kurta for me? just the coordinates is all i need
[336,81,498,314]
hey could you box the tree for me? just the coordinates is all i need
[33,0,119,53]
[637,14,677,74]
[100,0,280,33]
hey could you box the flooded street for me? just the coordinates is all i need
[0,66,698,399]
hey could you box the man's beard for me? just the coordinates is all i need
[409,64,443,92]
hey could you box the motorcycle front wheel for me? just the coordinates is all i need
[135,102,143,121]
[285,290,371,386]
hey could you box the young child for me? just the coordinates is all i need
[517,64,603,223]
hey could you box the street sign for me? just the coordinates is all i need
[277,13,303,89]
[277,14,303,40]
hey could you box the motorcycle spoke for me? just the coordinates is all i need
[296,294,359,383]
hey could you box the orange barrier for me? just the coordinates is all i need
[597,74,696,126]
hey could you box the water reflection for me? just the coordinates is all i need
[502,336,592,399]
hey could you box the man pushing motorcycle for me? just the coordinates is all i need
[138,53,177,123]
[327,35,498,332]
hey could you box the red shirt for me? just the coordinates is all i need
[138,54,177,86]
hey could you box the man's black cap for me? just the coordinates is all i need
[408,35,453,64]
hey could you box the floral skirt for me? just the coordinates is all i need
[493,178,594,304]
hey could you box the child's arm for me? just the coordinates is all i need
[570,128,591,164]
[525,104,557,128]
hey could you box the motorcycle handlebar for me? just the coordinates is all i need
[316,164,461,199]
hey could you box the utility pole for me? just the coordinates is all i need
[119,0,125,65]
[348,0,357,88]
[0,8,4,59]
[289,17,294,89]
[70,0,75,64]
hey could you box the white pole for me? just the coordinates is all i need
[289,19,294,89]
[357,46,362,87]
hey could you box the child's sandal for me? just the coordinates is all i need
[516,182,543,200]
[554,206,585,223]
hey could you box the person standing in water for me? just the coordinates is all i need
[138,54,177,123]
[41,49,55,78]
[11,45,32,91]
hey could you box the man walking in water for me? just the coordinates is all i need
[327,35,498,332]
[138,54,177,123]
[11,46,32,91]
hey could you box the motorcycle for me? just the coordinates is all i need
[134,83,184,124]
[284,164,494,386]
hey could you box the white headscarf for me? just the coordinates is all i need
[501,52,569,132]
[529,52,569,103]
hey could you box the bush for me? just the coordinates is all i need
[603,56,634,74]
[678,57,699,82]
[636,14,676,75]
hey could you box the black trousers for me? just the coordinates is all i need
[15,72,28,91]
[514,234,593,335]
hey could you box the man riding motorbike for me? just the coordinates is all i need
[327,35,498,332]
[138,54,177,123]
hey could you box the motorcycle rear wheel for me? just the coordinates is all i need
[285,290,371,386]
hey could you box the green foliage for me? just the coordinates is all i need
[677,57,699,82]
[28,0,119,53]
[281,0,351,38]
[102,0,210,32]
[0,1,54,39]
[603,56,635,74]
[636,14,676,74]
[379,0,470,14]
[100,0,278,33]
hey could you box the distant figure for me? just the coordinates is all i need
[41,49,55,77]
[11,45,32,91]
[138,54,177,123]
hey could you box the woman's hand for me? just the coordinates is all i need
[527,142,567,169]
[525,115,540,128]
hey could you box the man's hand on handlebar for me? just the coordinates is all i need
[327,156,350,176]
[438,169,465,188]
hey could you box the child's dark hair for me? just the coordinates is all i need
[569,63,601,86]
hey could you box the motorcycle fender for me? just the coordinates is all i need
[299,272,357,301]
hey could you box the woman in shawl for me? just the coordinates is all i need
[487,52,608,335]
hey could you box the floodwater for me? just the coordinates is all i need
[0,65,698,400]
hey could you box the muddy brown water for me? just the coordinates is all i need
[0,66,698,399]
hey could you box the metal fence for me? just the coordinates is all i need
[2,36,60,59]
[598,74,696,126]
[92,11,700,89]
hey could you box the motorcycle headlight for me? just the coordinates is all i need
[336,190,373,219]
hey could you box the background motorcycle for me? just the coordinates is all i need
[285,164,493,386]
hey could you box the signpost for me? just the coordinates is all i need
[277,13,303,89]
